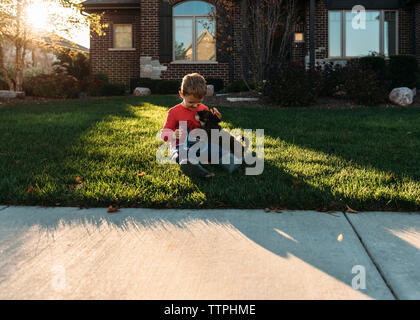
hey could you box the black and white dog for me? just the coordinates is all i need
[194,109,250,161]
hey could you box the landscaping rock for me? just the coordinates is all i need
[206,85,214,96]
[226,97,259,102]
[0,90,25,99]
[133,87,151,97]
[389,87,416,106]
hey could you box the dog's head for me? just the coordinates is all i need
[195,110,221,129]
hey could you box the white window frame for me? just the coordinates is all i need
[112,24,134,50]
[172,3,217,63]
[328,10,399,59]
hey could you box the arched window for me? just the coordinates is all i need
[173,1,216,62]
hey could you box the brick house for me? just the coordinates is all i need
[82,0,420,90]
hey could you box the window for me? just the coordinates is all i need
[173,1,216,62]
[328,10,398,58]
[113,24,133,49]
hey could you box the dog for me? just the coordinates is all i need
[194,109,250,161]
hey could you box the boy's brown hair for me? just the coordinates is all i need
[180,73,207,98]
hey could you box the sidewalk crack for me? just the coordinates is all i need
[344,212,399,300]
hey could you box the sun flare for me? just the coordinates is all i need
[25,2,52,30]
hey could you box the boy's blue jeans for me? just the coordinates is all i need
[171,141,242,175]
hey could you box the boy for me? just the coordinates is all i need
[160,73,241,177]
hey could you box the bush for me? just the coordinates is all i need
[319,61,345,97]
[155,80,181,94]
[226,79,258,92]
[24,74,80,98]
[79,74,108,97]
[101,83,126,96]
[359,55,387,80]
[79,74,125,97]
[342,59,387,106]
[263,62,320,107]
[206,78,225,92]
[130,78,161,93]
[53,49,90,80]
[388,54,419,89]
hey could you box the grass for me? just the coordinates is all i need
[0,95,419,211]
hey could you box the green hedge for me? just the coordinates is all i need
[388,54,419,89]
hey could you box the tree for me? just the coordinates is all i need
[53,48,90,80]
[0,0,106,91]
[210,0,298,88]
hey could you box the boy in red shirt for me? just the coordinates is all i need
[160,73,241,177]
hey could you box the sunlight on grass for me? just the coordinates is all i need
[0,96,418,210]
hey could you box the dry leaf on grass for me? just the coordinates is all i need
[27,187,35,194]
[75,176,82,183]
[138,172,146,177]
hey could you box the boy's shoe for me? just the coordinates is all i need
[179,159,214,178]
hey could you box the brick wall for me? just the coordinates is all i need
[89,9,141,88]
[89,1,240,90]
[399,8,412,55]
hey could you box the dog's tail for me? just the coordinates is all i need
[236,135,250,152]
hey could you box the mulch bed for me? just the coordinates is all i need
[203,91,420,109]
[2,91,420,109]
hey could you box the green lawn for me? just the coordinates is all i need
[0,95,419,211]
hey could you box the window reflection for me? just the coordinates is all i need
[114,24,132,48]
[345,11,380,57]
[196,18,216,60]
[329,11,341,57]
[173,1,213,16]
[173,1,216,61]
[174,18,193,60]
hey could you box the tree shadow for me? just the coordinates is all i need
[209,106,420,211]
[1,206,419,299]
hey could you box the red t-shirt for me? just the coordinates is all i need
[160,103,209,150]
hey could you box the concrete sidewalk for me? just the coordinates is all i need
[0,205,418,300]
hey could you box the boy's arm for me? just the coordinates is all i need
[160,110,176,142]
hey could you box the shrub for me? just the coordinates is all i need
[130,78,161,93]
[319,61,345,97]
[359,55,387,80]
[226,79,259,93]
[24,74,80,98]
[388,54,419,89]
[53,49,90,80]
[79,74,125,97]
[79,74,108,97]
[342,59,387,106]
[226,80,248,92]
[101,83,126,96]
[155,80,181,94]
[206,78,225,92]
[263,62,320,107]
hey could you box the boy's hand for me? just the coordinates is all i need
[173,129,181,139]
